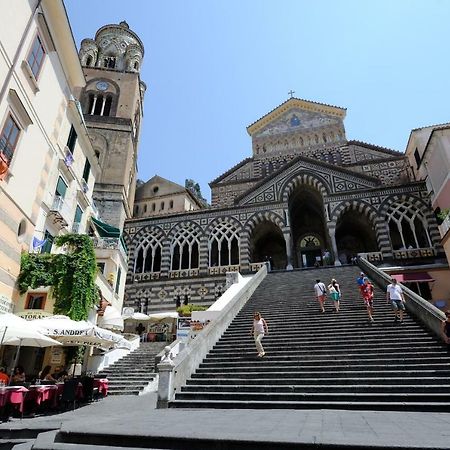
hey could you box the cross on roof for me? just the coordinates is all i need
[288,90,295,98]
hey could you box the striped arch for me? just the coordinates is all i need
[329,200,385,256]
[281,171,330,203]
[245,210,288,270]
[205,216,244,235]
[380,194,440,251]
[132,227,166,274]
[245,210,286,234]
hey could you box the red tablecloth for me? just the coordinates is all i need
[0,386,28,413]
[56,382,84,400]
[94,378,108,396]
[27,385,58,407]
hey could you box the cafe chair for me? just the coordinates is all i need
[61,379,77,411]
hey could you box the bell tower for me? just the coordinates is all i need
[77,21,146,229]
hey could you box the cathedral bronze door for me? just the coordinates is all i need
[297,235,322,268]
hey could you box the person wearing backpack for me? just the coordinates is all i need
[314,279,327,313]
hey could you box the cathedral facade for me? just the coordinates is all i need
[123,98,444,313]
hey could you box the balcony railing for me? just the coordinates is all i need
[48,195,71,228]
[169,269,199,279]
[209,265,240,275]
[250,262,266,272]
[91,236,127,262]
[392,247,436,260]
[357,252,383,263]
[134,272,160,282]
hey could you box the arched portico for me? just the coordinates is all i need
[335,209,378,263]
[288,184,329,268]
[249,221,287,270]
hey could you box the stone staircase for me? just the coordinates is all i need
[97,341,167,395]
[170,266,450,411]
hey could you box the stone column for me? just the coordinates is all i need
[283,232,294,270]
[328,228,341,266]
[156,347,175,408]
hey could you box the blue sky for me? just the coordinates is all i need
[65,0,450,202]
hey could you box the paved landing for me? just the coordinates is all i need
[3,394,450,448]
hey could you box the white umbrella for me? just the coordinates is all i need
[31,315,130,349]
[122,312,151,321]
[147,312,179,320]
[98,306,124,332]
[0,313,61,384]
[0,313,61,347]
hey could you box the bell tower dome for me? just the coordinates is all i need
[77,22,146,230]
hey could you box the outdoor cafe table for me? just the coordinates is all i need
[56,382,84,400]
[0,386,28,414]
[27,384,59,408]
[94,378,108,396]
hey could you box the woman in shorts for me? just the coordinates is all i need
[328,278,341,312]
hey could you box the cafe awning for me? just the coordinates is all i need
[91,217,127,251]
[391,272,434,283]
[91,217,120,237]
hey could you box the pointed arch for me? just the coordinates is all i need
[281,171,330,202]
[206,217,243,267]
[380,194,440,251]
[169,221,203,270]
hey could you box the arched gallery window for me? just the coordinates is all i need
[134,233,163,273]
[87,94,113,116]
[209,222,240,267]
[170,224,201,270]
[387,202,432,250]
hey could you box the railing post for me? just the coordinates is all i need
[156,346,175,408]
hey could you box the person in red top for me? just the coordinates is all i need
[361,277,375,323]
[0,366,9,385]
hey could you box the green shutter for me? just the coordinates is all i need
[55,176,67,198]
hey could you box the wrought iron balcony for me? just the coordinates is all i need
[48,195,71,228]
[91,236,127,262]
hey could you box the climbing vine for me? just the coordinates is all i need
[17,234,98,321]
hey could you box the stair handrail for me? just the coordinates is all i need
[157,264,268,408]
[358,257,445,338]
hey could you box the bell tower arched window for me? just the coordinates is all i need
[87,94,114,117]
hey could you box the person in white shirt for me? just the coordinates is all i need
[250,312,268,357]
[386,278,406,323]
[314,279,327,313]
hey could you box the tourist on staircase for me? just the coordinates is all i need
[314,279,327,313]
[250,312,268,358]
[328,278,341,312]
[386,278,406,324]
[361,277,375,323]
[356,272,365,295]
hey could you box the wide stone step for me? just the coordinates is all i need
[182,384,450,393]
[174,391,450,403]
[198,362,450,371]
[204,350,449,362]
[192,368,450,378]
[169,398,450,412]
[187,376,450,386]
